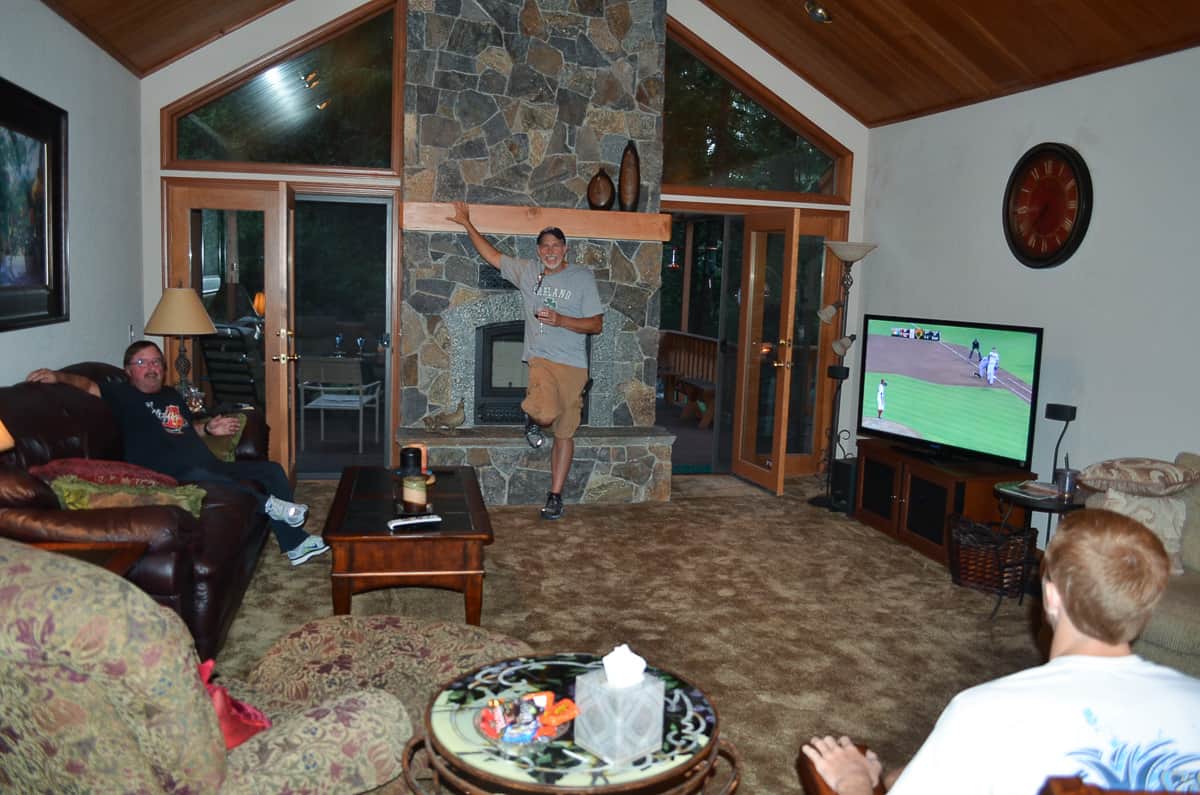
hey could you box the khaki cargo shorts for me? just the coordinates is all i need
[522,357,589,439]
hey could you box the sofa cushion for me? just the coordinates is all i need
[200,413,247,463]
[1176,453,1200,572]
[1080,457,1200,497]
[1085,489,1185,575]
[30,457,178,487]
[49,475,207,518]
[0,469,59,508]
[1139,570,1200,655]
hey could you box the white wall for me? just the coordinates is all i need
[865,47,1200,474]
[0,0,141,382]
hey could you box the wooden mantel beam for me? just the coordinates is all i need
[403,202,671,242]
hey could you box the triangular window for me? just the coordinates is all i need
[173,9,394,169]
[664,37,839,196]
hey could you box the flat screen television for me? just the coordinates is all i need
[855,314,1044,469]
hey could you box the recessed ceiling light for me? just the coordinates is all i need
[805,1,832,24]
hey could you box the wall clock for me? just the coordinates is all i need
[1002,142,1093,269]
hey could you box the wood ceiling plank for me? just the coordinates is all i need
[38,0,1200,122]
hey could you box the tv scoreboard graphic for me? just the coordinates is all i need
[890,326,941,341]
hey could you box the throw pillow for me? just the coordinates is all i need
[0,470,59,508]
[1079,457,1200,497]
[1084,489,1186,575]
[1175,452,1200,571]
[30,458,177,487]
[200,413,247,463]
[197,659,271,750]
[48,475,206,518]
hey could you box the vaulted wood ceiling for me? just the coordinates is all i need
[39,0,1200,126]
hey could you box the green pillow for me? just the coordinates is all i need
[49,475,207,518]
[201,413,247,463]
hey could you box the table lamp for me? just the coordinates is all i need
[144,287,217,394]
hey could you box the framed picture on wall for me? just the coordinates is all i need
[0,76,68,331]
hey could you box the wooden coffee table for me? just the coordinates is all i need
[323,466,493,623]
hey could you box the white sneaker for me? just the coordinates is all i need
[266,496,309,527]
[286,535,329,566]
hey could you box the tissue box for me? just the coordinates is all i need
[573,669,664,766]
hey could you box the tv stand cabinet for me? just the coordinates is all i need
[854,438,1033,565]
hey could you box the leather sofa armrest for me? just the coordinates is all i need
[0,505,200,597]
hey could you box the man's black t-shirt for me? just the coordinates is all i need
[99,381,218,476]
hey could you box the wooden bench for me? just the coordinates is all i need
[658,330,718,428]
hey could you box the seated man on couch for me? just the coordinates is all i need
[27,340,328,566]
[803,508,1200,795]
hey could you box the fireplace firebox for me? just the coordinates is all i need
[474,320,590,425]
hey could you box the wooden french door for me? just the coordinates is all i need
[731,210,845,494]
[164,178,299,477]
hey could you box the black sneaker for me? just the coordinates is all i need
[540,492,564,520]
[523,413,545,449]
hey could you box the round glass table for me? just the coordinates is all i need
[403,652,740,794]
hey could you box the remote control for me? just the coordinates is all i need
[387,515,442,530]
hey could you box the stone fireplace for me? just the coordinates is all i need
[398,0,672,505]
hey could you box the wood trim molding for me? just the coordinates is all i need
[662,184,850,207]
[666,16,854,203]
[403,202,671,242]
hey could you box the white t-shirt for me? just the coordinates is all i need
[889,655,1200,794]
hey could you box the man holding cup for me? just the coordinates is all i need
[447,202,603,520]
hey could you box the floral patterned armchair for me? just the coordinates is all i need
[0,537,411,792]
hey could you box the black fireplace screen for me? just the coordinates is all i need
[474,320,589,425]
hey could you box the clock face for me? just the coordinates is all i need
[1003,143,1093,269]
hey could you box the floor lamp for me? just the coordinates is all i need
[144,287,217,396]
[809,241,877,510]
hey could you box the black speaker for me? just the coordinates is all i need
[830,457,858,513]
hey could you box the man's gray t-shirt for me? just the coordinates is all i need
[498,255,603,369]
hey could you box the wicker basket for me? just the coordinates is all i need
[948,516,1036,598]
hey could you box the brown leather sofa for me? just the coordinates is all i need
[0,362,270,660]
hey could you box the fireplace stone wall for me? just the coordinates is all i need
[397,0,669,503]
[400,0,667,430]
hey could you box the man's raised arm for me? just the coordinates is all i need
[26,368,101,397]
[446,201,503,269]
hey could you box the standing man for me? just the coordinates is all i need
[27,341,329,566]
[969,337,981,361]
[876,379,887,419]
[447,202,603,520]
[986,346,1000,384]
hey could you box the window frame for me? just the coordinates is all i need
[664,18,853,206]
[159,0,404,177]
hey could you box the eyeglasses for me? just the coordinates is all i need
[130,357,164,368]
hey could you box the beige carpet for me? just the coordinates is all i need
[217,474,1044,793]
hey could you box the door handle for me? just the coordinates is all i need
[271,354,300,363]
[380,332,391,349]
[276,329,295,338]
[772,361,792,368]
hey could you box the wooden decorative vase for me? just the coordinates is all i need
[587,167,616,210]
[618,141,640,212]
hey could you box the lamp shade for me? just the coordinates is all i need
[825,241,877,264]
[0,417,13,453]
[144,288,217,336]
[832,334,857,357]
[816,304,840,324]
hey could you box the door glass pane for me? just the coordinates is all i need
[177,11,393,167]
[786,234,826,455]
[739,230,785,466]
[192,209,267,410]
[715,216,743,471]
[294,199,389,475]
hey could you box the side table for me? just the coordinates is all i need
[993,481,1088,543]
[403,653,741,794]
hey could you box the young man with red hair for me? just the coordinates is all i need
[804,508,1200,794]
